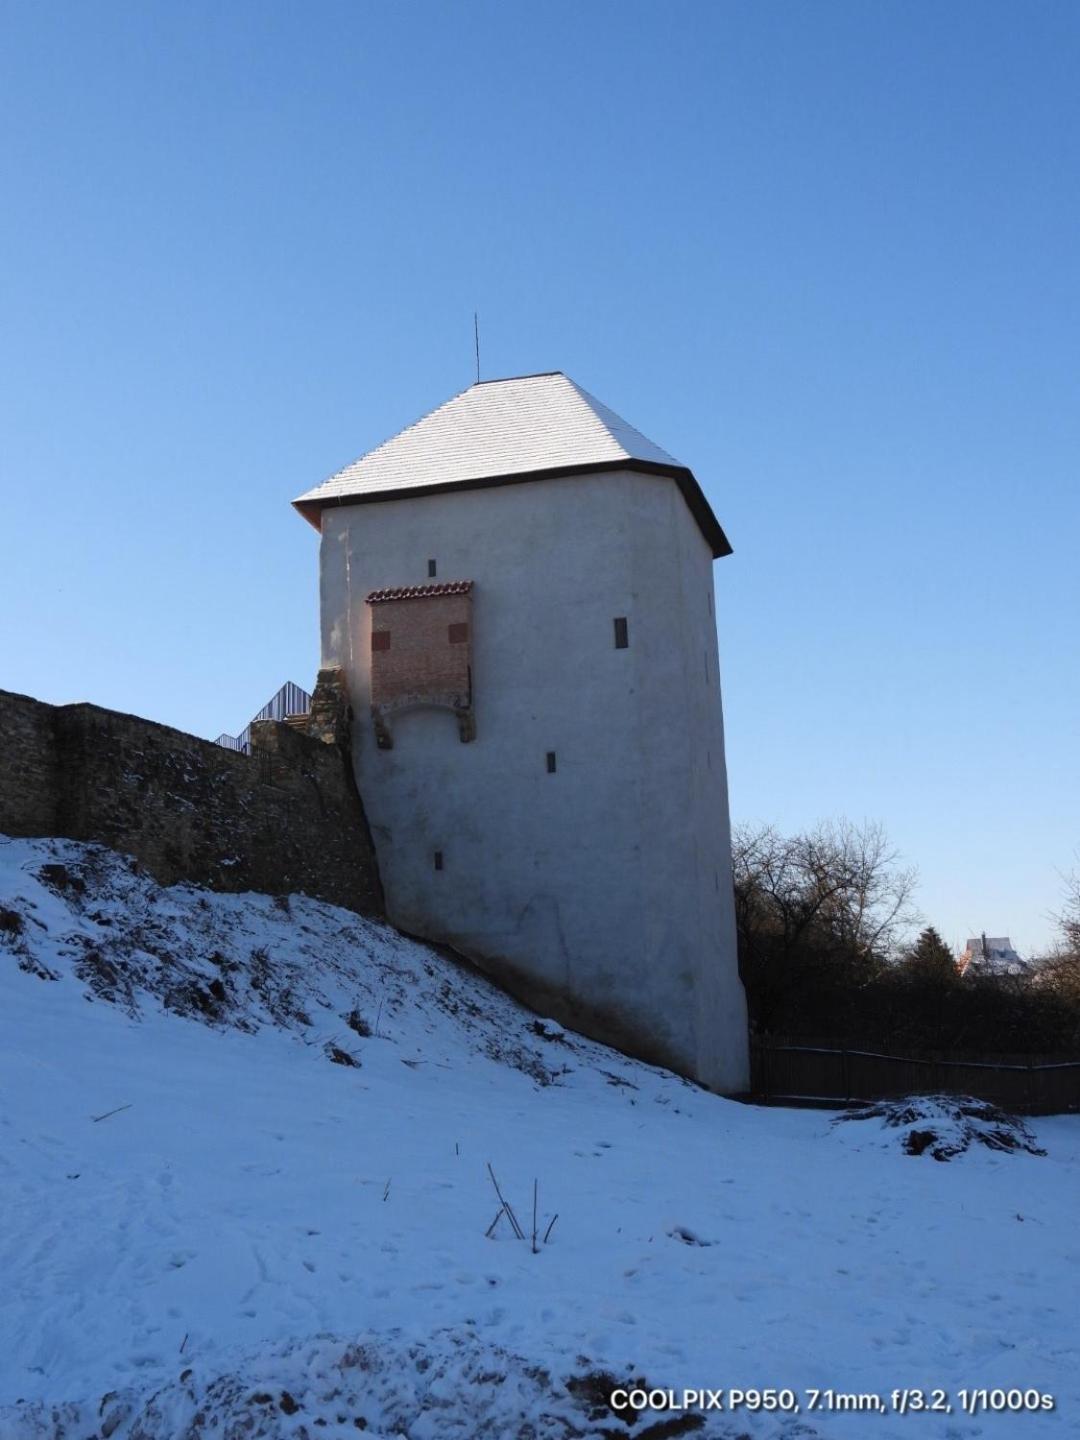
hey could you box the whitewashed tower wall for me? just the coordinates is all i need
[298,376,750,1092]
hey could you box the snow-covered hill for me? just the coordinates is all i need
[1,835,1077,1439]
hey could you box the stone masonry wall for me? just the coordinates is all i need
[0,676,383,917]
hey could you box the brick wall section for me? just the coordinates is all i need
[0,678,383,917]
[367,585,474,746]
[368,590,472,708]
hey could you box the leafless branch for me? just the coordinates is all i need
[91,1103,132,1124]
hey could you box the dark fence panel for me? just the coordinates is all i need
[752,1038,1080,1114]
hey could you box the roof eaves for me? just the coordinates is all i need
[293,459,732,558]
[367,581,473,603]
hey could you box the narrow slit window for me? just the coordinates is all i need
[433,850,444,872]
[613,616,629,649]
[427,559,437,578]
[546,751,557,773]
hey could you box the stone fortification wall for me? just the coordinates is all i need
[0,671,382,916]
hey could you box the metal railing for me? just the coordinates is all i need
[215,680,312,755]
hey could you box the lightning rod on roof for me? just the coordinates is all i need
[474,312,480,383]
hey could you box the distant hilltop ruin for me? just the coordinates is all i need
[959,934,1032,979]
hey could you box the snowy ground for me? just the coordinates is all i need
[1,835,1077,1439]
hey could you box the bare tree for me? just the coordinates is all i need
[732,818,919,1031]
[1036,863,1080,1007]
[733,818,917,960]
[1060,866,1080,955]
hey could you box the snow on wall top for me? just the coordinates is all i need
[292,373,732,557]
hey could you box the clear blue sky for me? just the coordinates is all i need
[1,1,1077,954]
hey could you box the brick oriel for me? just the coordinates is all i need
[366,582,475,747]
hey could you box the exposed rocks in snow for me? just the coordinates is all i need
[0,838,591,1089]
[668,1226,713,1248]
[324,1042,362,1068]
[533,1018,569,1043]
[833,1094,1048,1160]
[0,902,25,935]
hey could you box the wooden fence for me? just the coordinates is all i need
[751,1038,1080,1114]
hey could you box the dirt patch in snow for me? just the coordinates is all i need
[0,902,25,937]
[0,895,58,981]
[833,1094,1048,1160]
[0,1329,786,1440]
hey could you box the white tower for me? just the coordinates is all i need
[294,373,749,1092]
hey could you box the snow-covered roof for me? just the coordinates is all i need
[964,937,1016,956]
[959,936,1030,978]
[293,372,731,557]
